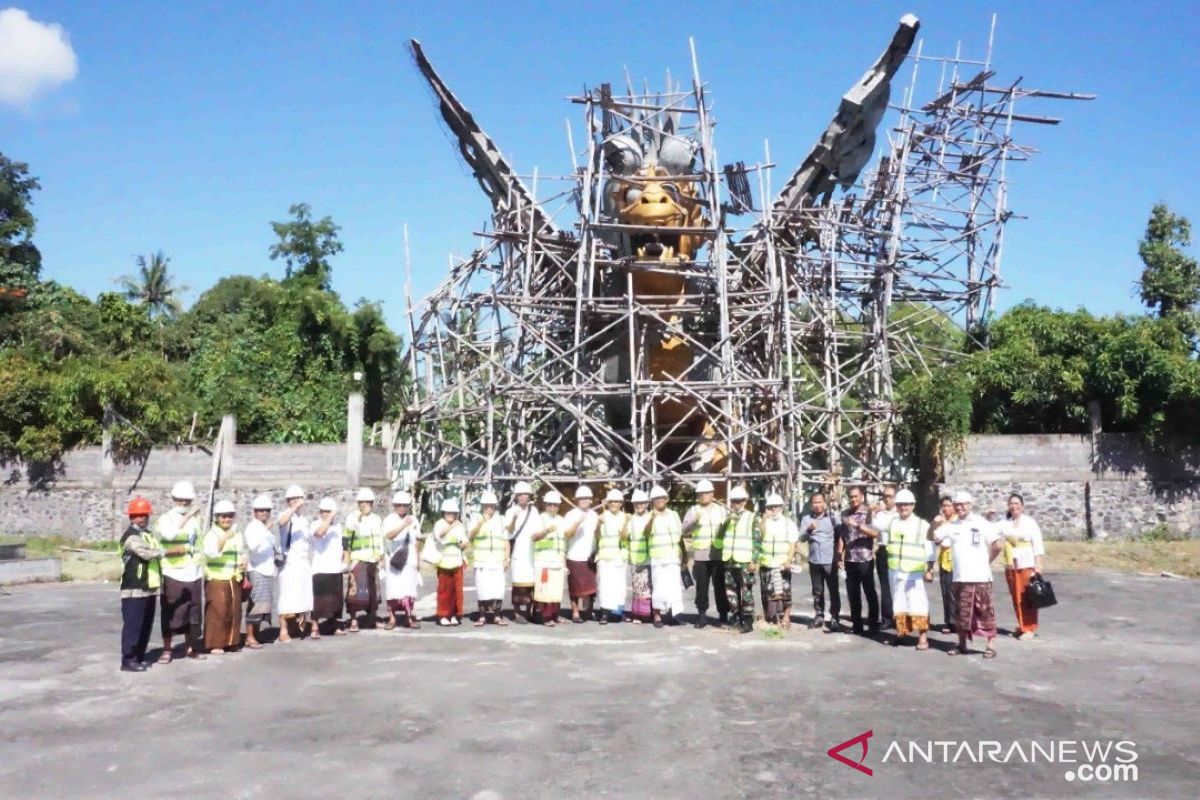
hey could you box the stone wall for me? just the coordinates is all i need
[0,443,392,541]
[941,433,1200,540]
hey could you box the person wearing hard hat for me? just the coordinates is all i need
[626,489,653,623]
[939,490,1003,658]
[759,493,800,628]
[242,493,278,649]
[530,490,566,626]
[682,479,729,628]
[275,486,314,642]
[645,485,686,628]
[469,490,509,626]
[203,500,246,654]
[119,497,163,672]
[504,480,543,623]
[595,488,629,624]
[344,488,384,631]
[884,489,934,650]
[310,497,347,635]
[433,498,468,626]
[562,485,600,623]
[154,480,205,663]
[800,492,841,632]
[383,490,424,630]
[721,485,761,633]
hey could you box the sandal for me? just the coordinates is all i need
[185,651,207,661]
[334,626,347,636]
[245,642,263,650]
[916,639,930,651]
[983,648,998,659]
[474,618,486,627]
[348,621,359,632]
[309,628,321,640]
[495,617,508,626]
[571,615,584,624]
[157,651,173,665]
[384,619,397,631]
[408,619,422,629]
[947,646,967,657]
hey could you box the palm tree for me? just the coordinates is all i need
[119,250,186,356]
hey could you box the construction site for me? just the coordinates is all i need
[393,14,1091,507]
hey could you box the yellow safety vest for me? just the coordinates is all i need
[533,514,564,568]
[596,511,628,563]
[648,510,682,563]
[471,516,507,566]
[759,515,794,568]
[436,521,466,570]
[349,513,383,563]
[887,516,931,573]
[155,509,200,572]
[628,512,651,566]
[687,503,726,552]
[205,526,244,581]
[722,511,759,565]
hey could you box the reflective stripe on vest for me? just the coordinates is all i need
[628,514,651,565]
[533,516,564,567]
[155,511,199,572]
[759,517,792,567]
[648,511,682,562]
[688,504,725,551]
[350,515,382,562]
[722,511,757,564]
[887,517,931,573]
[596,512,627,563]
[205,528,242,581]
[471,517,507,566]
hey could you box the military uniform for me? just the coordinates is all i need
[722,509,761,632]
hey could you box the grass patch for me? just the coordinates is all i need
[1046,539,1200,578]
[1,536,122,582]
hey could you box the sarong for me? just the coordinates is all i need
[533,566,565,604]
[596,561,627,610]
[245,570,275,624]
[436,566,465,617]
[346,561,379,615]
[630,564,652,619]
[474,565,506,602]
[511,583,534,608]
[890,569,930,636]
[159,576,202,640]
[650,562,684,615]
[204,578,242,650]
[276,560,313,616]
[566,559,597,598]
[953,581,997,641]
[312,573,344,619]
[386,562,423,603]
[1005,567,1039,634]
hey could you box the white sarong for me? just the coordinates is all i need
[890,569,930,617]
[474,564,507,602]
[276,559,313,615]
[511,530,535,586]
[650,562,684,614]
[597,561,628,610]
[533,566,565,603]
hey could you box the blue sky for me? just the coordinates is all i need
[2,1,1197,331]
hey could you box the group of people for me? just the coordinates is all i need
[118,478,1047,671]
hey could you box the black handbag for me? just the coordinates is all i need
[681,565,695,590]
[1026,572,1057,609]
[389,536,410,571]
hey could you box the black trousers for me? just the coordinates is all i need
[121,596,156,663]
[939,567,957,629]
[875,546,893,623]
[844,560,879,632]
[692,559,730,617]
[809,563,841,623]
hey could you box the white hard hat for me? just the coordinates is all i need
[631,489,649,503]
[605,489,624,503]
[171,481,196,500]
[440,498,460,514]
[543,490,563,505]
[649,485,668,501]
[574,485,593,499]
[695,479,714,493]
[952,490,973,504]
[355,487,376,503]
[895,489,917,505]
[251,494,273,511]
[213,500,236,516]
[480,490,499,505]
[765,493,784,507]
[729,485,749,501]
[285,484,304,499]
[392,490,413,506]
[513,481,534,496]
[318,497,338,512]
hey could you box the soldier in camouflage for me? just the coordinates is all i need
[721,485,761,633]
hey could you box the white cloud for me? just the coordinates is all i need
[0,8,78,109]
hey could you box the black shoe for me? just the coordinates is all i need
[810,620,823,630]
[653,617,664,628]
[120,660,146,673]
[694,615,708,629]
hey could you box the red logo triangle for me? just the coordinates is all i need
[827,729,874,776]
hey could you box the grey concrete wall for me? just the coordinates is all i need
[942,433,1200,540]
[0,443,391,541]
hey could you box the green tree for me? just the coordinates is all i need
[119,250,184,320]
[269,203,343,290]
[0,153,42,302]
[1138,204,1199,324]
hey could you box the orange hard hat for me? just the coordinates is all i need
[127,497,153,517]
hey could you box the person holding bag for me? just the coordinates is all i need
[1000,493,1046,640]
[505,481,543,623]
[433,499,468,626]
[384,490,424,630]
[344,488,383,631]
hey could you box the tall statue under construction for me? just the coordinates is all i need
[395,15,1087,503]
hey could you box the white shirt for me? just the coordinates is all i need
[243,518,277,577]
[938,513,1000,583]
[278,514,312,564]
[563,507,599,562]
[1000,514,1045,570]
[156,506,203,582]
[505,504,544,538]
[873,507,899,547]
[310,521,344,574]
